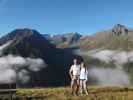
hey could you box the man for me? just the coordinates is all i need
[69,59,80,95]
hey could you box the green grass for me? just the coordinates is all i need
[3,86,131,100]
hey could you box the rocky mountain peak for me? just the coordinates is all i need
[112,24,128,36]
[0,28,43,45]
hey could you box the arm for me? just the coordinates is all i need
[85,68,88,81]
[69,65,73,80]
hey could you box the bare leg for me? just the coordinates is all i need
[75,79,80,95]
[83,80,88,95]
[71,79,75,95]
[79,80,83,95]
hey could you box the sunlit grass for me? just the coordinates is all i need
[11,86,133,100]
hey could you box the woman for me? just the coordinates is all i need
[79,62,88,95]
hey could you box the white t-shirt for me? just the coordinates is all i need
[71,64,80,76]
[80,68,88,80]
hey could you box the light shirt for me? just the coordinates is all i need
[80,68,88,80]
[71,64,80,76]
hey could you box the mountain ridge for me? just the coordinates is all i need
[42,24,133,50]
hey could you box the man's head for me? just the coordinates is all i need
[73,59,77,65]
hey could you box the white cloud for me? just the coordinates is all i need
[0,55,47,84]
[90,50,115,63]
[85,49,133,65]
[76,49,132,86]
[0,68,16,83]
[88,67,130,86]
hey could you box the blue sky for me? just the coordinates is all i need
[0,0,133,36]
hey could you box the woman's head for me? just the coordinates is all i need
[81,62,85,68]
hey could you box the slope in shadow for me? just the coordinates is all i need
[0,29,82,87]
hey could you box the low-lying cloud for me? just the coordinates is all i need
[0,55,46,84]
[0,42,47,84]
[74,49,132,86]
[90,50,133,65]
[88,67,130,86]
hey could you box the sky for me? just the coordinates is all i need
[0,0,133,36]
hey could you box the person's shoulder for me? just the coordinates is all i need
[70,65,74,69]
[71,64,74,67]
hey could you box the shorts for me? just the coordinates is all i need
[71,75,80,85]
[72,75,79,80]
[80,79,86,81]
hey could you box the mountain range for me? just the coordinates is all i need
[44,24,133,51]
[0,24,132,87]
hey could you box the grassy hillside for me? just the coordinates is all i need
[1,86,133,100]
[79,35,133,51]
[75,24,133,51]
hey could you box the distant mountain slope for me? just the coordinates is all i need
[43,24,133,51]
[0,28,81,87]
[43,32,82,48]
[1,28,55,57]
[78,24,133,51]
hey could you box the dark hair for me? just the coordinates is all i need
[80,62,87,73]
[73,56,83,64]
[73,58,80,65]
